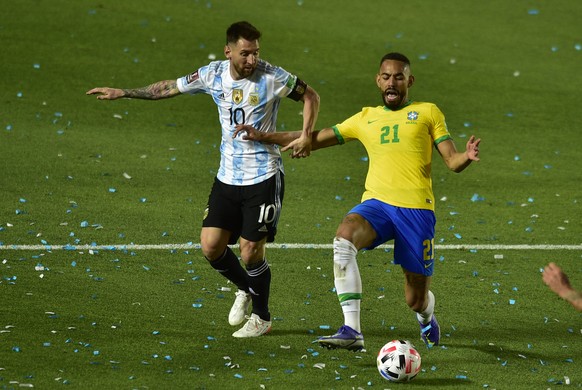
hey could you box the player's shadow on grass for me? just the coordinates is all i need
[361,360,475,387]
[452,342,548,361]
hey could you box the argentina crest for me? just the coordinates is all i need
[233,89,243,104]
[248,92,259,106]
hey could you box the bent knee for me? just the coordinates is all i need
[202,244,226,261]
[406,296,428,313]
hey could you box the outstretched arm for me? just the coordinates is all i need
[543,262,582,312]
[233,125,339,153]
[86,80,181,100]
[436,135,480,173]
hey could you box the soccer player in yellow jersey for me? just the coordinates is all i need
[234,52,480,350]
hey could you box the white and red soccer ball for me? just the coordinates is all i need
[376,339,421,382]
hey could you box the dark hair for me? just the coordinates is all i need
[226,21,261,44]
[380,52,410,66]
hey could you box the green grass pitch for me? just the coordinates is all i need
[1,0,581,388]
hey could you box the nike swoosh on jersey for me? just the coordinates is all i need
[367,119,379,124]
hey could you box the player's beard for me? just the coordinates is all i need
[234,63,256,79]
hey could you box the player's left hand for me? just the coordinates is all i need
[466,135,481,161]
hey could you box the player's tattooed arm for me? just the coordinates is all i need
[87,80,181,100]
[122,80,181,100]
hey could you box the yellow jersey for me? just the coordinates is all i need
[333,102,451,211]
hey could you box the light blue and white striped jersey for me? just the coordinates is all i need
[177,59,299,186]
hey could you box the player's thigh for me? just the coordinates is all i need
[240,172,284,244]
[202,178,242,244]
[338,199,396,250]
[393,208,436,276]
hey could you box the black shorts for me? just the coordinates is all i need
[202,171,285,244]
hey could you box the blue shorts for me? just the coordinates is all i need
[348,199,436,276]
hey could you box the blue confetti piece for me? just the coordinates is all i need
[528,8,540,15]
[470,193,484,202]
[514,155,521,161]
[319,325,330,329]
[234,374,243,379]
[192,303,203,308]
[109,188,117,193]
[509,299,516,305]
[454,233,462,239]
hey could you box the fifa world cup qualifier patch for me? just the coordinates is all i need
[186,71,199,84]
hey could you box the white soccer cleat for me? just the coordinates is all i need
[232,313,272,338]
[228,290,252,326]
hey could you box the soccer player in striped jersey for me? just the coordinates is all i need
[87,21,320,337]
[234,52,480,348]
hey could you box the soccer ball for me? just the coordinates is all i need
[376,339,421,382]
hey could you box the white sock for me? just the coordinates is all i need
[416,290,435,324]
[333,237,362,332]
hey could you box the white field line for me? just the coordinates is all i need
[0,243,581,251]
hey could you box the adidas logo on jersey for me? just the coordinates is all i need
[258,225,268,233]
